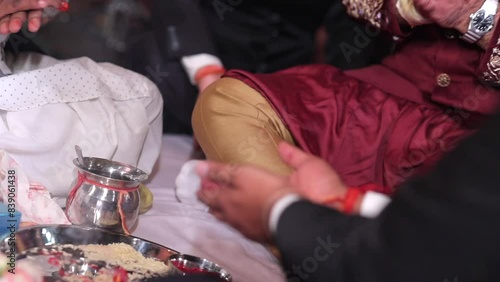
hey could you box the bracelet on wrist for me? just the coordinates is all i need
[322,187,366,214]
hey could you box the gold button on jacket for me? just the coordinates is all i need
[437,73,451,87]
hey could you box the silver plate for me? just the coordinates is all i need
[0,225,181,281]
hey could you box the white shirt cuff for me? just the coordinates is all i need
[268,194,302,235]
[359,191,392,218]
[181,53,223,85]
[268,191,392,235]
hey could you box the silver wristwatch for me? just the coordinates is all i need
[462,0,499,43]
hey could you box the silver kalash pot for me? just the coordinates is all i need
[65,156,148,235]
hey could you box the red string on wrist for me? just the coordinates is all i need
[343,188,364,214]
[194,65,226,84]
[321,187,367,214]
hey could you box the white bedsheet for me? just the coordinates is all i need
[133,135,286,282]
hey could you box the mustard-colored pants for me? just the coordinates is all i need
[192,78,295,175]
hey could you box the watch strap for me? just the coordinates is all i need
[462,30,483,43]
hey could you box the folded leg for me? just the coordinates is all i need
[192,77,295,175]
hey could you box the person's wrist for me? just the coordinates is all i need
[456,11,475,35]
[194,65,225,85]
[456,1,500,48]
[455,0,495,34]
[322,186,368,215]
[196,73,222,93]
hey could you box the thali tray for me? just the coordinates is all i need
[0,224,181,281]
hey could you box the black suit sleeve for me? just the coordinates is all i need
[151,0,218,60]
[276,112,500,282]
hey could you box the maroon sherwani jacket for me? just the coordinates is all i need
[225,0,500,193]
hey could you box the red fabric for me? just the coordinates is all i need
[355,183,391,195]
[224,25,500,192]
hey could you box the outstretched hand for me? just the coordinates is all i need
[412,0,483,31]
[196,142,347,243]
[196,161,290,243]
[278,142,347,205]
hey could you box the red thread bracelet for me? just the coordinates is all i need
[194,65,226,84]
[322,187,366,214]
[343,188,365,214]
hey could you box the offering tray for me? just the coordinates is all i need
[0,225,181,281]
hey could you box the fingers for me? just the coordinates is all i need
[8,11,27,33]
[0,0,65,21]
[0,0,47,18]
[196,161,239,187]
[278,141,316,169]
[197,179,222,206]
[0,16,12,34]
[27,10,42,32]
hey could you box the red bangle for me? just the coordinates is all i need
[194,65,226,84]
[321,187,366,214]
[342,188,365,214]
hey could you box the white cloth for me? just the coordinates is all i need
[0,52,163,208]
[0,150,70,224]
[175,160,208,211]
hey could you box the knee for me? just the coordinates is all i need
[192,78,237,134]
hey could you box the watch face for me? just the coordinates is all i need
[472,10,494,32]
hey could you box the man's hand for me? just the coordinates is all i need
[413,0,482,31]
[196,161,291,243]
[278,142,347,206]
[0,0,62,34]
[408,0,499,49]
[195,142,350,243]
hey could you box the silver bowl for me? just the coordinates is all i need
[169,254,232,282]
[66,157,149,234]
[74,157,149,185]
[1,225,181,279]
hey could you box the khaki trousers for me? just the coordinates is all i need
[192,78,295,175]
